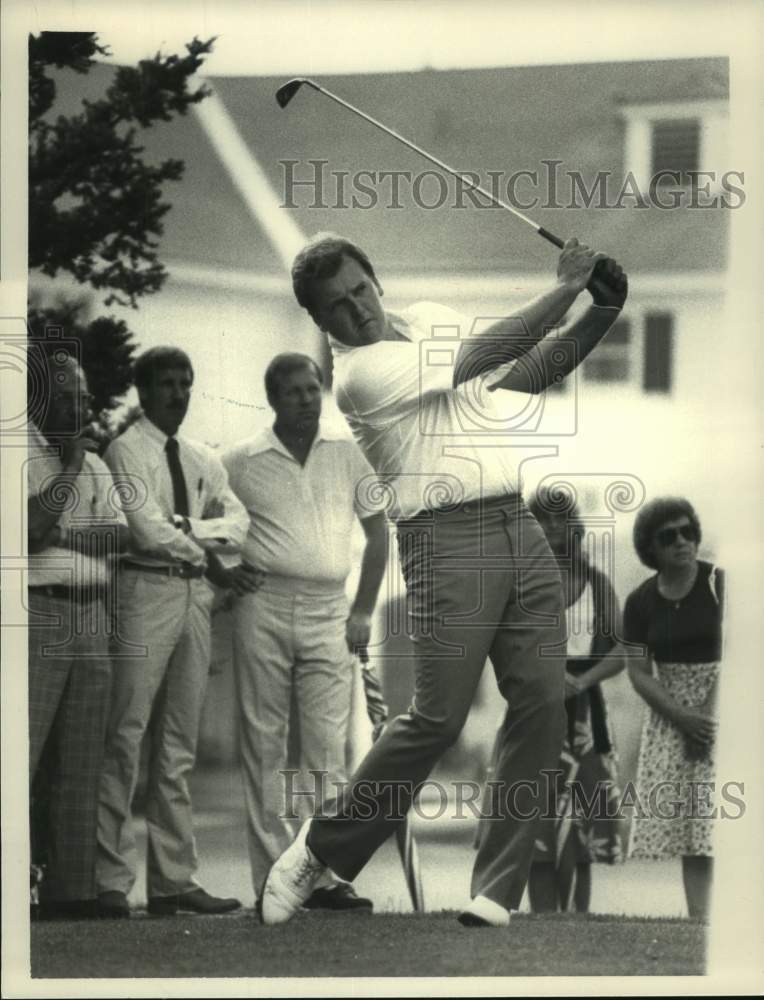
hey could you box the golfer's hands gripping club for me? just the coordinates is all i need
[588,257,628,310]
[557,238,628,310]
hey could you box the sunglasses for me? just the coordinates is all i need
[655,524,698,547]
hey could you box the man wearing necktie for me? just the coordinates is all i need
[96,346,252,918]
[164,436,189,518]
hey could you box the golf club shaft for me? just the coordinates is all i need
[395,815,425,912]
[359,660,424,911]
[295,80,564,250]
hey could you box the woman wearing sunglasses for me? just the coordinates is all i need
[624,497,724,921]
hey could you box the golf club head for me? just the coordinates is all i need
[275,78,308,108]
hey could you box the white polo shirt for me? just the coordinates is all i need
[26,422,127,588]
[331,302,530,520]
[222,425,376,585]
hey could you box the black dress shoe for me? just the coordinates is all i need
[36,899,99,920]
[303,882,373,911]
[147,887,241,916]
[97,890,131,919]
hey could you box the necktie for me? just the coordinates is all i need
[165,437,189,517]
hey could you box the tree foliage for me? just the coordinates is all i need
[28,31,214,417]
[28,294,135,414]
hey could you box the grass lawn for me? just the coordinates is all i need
[31,911,706,979]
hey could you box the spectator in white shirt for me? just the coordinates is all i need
[27,351,128,920]
[223,352,388,912]
[96,346,251,918]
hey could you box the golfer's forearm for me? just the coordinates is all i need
[485,281,580,342]
[453,281,580,386]
[488,304,619,393]
[568,301,620,351]
[536,305,621,384]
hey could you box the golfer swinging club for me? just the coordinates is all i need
[261,232,627,927]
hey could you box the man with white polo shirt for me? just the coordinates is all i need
[260,232,628,928]
[223,352,388,911]
[96,346,251,918]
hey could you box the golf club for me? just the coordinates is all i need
[277,76,561,250]
[359,656,425,912]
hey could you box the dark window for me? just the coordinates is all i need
[583,318,631,383]
[643,312,674,392]
[651,119,700,183]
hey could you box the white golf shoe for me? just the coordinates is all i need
[457,895,511,927]
[259,819,326,925]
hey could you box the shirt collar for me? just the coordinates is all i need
[245,421,343,458]
[328,309,413,359]
[137,414,172,449]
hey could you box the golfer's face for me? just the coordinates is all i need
[312,256,386,347]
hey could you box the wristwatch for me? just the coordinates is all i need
[172,514,192,534]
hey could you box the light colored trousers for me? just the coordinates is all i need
[310,496,567,910]
[96,569,214,898]
[232,576,353,893]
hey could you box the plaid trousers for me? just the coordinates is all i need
[28,591,112,901]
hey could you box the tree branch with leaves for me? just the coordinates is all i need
[28,31,215,423]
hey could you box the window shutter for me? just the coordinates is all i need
[582,318,631,384]
[643,312,674,392]
[651,119,701,181]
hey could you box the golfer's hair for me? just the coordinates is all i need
[133,346,194,390]
[632,496,701,570]
[528,485,585,544]
[264,352,323,404]
[291,232,380,319]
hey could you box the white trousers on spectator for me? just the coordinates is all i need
[96,570,214,898]
[233,576,353,893]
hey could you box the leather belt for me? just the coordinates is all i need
[29,584,106,603]
[122,559,205,580]
[401,493,522,523]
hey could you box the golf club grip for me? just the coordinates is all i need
[539,229,622,295]
[537,227,565,249]
[586,256,622,295]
